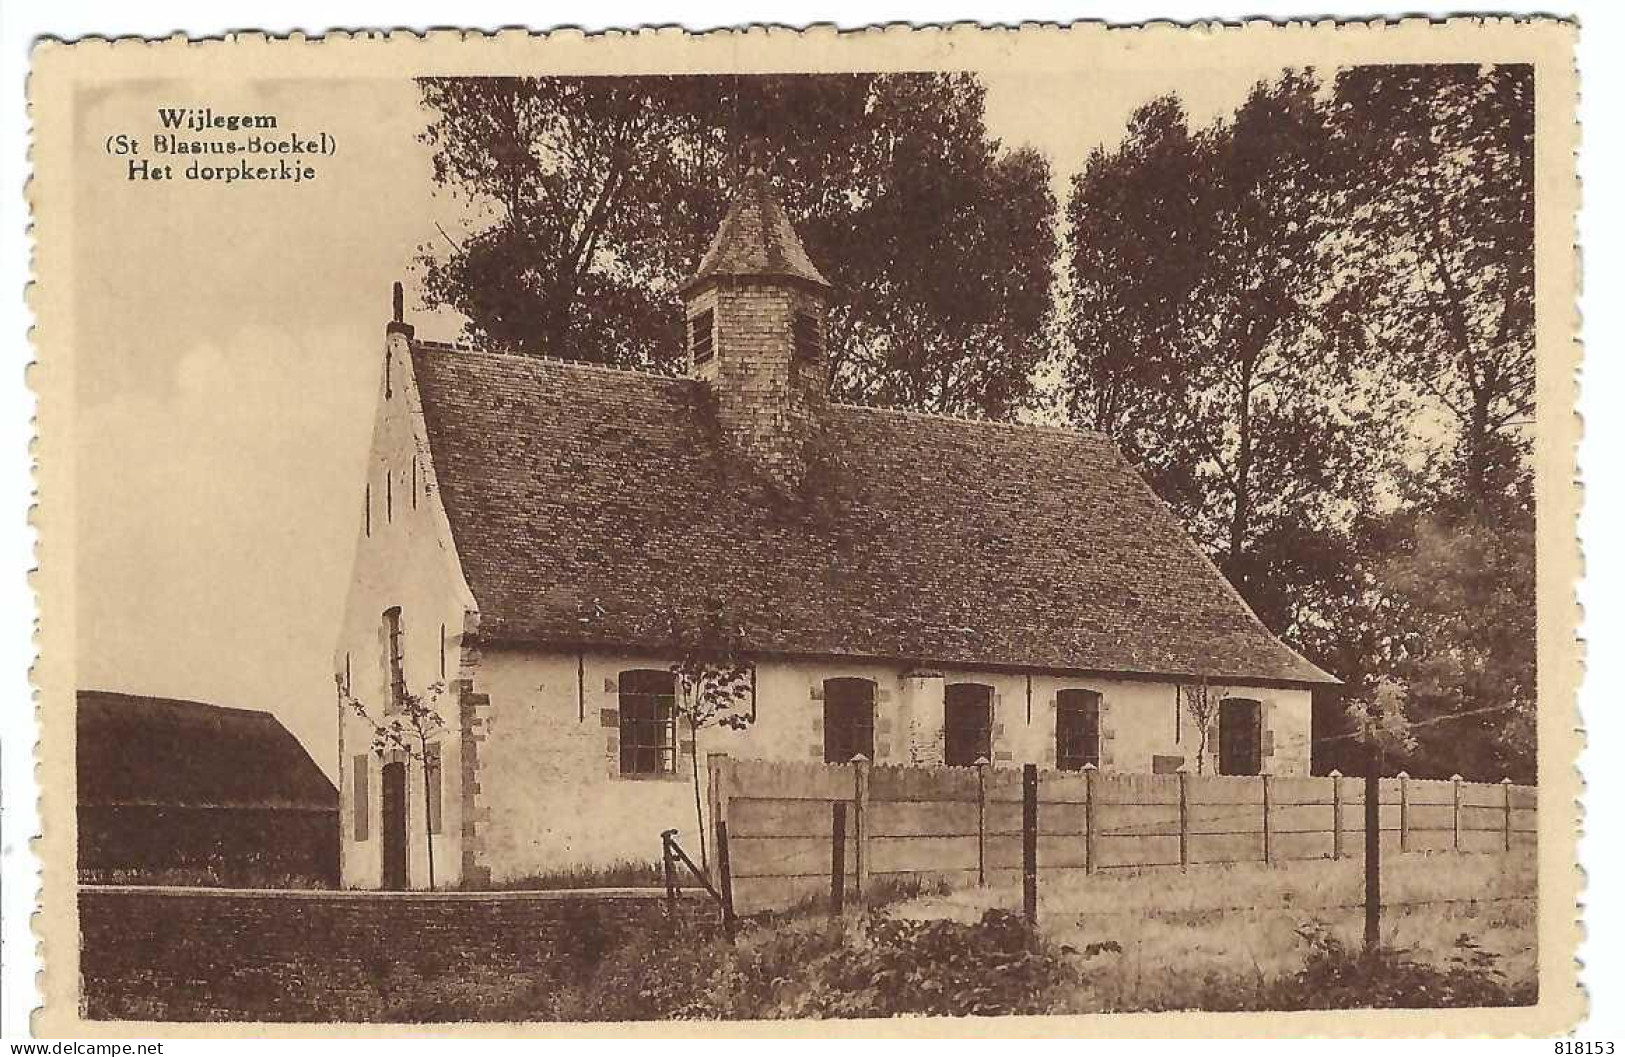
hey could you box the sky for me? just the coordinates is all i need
[72,64,1279,777]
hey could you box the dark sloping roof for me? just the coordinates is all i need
[681,170,831,293]
[412,345,1336,686]
[77,691,337,810]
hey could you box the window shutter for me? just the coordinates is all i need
[352,755,370,842]
[1262,701,1276,757]
[426,744,443,835]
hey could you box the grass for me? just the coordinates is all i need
[892,849,1537,1012]
[460,859,667,891]
[84,850,1537,1020]
[78,865,334,889]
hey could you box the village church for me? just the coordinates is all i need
[334,169,1337,890]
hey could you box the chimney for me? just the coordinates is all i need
[387,280,413,339]
[679,167,832,495]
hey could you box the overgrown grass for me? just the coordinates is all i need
[333,901,1531,1021]
[388,907,1080,1021]
[907,849,1535,921]
[895,849,1537,1013]
[459,859,667,891]
[85,851,1537,1020]
[78,865,334,889]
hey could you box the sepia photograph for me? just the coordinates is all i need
[23,18,1581,1037]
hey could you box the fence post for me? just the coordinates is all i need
[853,755,871,901]
[1364,761,1380,951]
[716,820,736,940]
[831,801,847,916]
[1397,771,1411,853]
[707,753,731,885]
[1330,770,1344,860]
[1084,764,1098,874]
[1177,770,1189,869]
[1451,774,1464,852]
[1022,763,1038,926]
[661,828,678,916]
[975,757,990,887]
[1262,774,1274,864]
[1502,777,1514,852]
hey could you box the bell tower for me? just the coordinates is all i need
[680,167,832,495]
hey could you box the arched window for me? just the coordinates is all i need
[620,669,677,776]
[382,606,405,710]
[1056,689,1101,771]
[1218,697,1263,776]
[823,678,875,764]
[944,683,993,767]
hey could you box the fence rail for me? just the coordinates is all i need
[705,755,1536,915]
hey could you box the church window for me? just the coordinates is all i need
[383,606,405,710]
[619,669,677,776]
[823,678,876,763]
[690,309,715,366]
[1056,689,1101,771]
[792,311,821,363]
[944,683,994,767]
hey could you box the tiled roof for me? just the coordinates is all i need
[77,691,338,811]
[681,170,830,293]
[412,345,1335,686]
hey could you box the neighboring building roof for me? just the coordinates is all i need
[76,691,337,811]
[680,170,831,294]
[411,344,1337,687]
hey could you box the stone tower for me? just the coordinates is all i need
[679,168,832,495]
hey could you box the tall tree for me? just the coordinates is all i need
[416,73,1055,418]
[1066,67,1536,780]
[1324,64,1535,514]
[1065,75,1397,641]
[1322,65,1537,780]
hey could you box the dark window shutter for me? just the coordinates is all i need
[691,310,715,365]
[426,743,443,835]
[823,678,876,763]
[352,754,370,841]
[944,683,994,766]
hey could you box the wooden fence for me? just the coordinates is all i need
[705,755,1537,915]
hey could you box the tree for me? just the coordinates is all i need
[668,604,755,869]
[1065,75,1399,634]
[1324,64,1534,514]
[1344,676,1418,765]
[1369,506,1535,782]
[341,677,449,889]
[416,73,1056,418]
[1178,677,1226,775]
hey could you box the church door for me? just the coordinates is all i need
[1218,698,1263,776]
[381,760,408,890]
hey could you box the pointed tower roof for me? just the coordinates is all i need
[681,170,831,294]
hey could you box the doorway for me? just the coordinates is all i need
[1218,698,1263,776]
[381,760,408,890]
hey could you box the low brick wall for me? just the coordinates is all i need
[80,885,717,1022]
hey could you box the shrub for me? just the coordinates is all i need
[537,907,1076,1021]
[1263,925,1536,1009]
[777,909,1076,1018]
